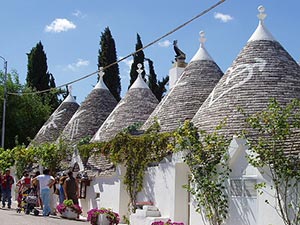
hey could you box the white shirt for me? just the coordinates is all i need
[37,174,54,191]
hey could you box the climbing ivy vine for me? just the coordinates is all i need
[80,121,174,212]
[173,120,231,225]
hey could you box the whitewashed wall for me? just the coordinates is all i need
[81,136,292,225]
[136,154,190,225]
[80,165,130,221]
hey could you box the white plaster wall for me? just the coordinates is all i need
[189,197,208,225]
[81,166,130,222]
[227,137,285,225]
[138,161,175,217]
[189,137,287,225]
[169,66,185,89]
[136,157,190,225]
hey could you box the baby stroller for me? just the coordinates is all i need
[17,188,39,215]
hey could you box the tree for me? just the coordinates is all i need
[98,27,121,101]
[26,41,61,110]
[242,98,300,225]
[145,58,169,101]
[0,70,51,149]
[173,120,231,225]
[128,33,146,88]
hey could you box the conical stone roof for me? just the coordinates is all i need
[87,65,159,175]
[30,93,79,145]
[91,64,159,142]
[59,73,118,145]
[191,6,300,152]
[142,31,223,132]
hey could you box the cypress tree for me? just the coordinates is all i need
[98,27,121,101]
[26,41,60,109]
[128,33,146,88]
[145,58,169,101]
[26,41,49,91]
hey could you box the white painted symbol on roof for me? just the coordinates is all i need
[38,109,67,135]
[207,58,266,107]
[68,109,86,140]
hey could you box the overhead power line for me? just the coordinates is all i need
[8,0,226,96]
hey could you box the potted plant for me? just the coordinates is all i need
[151,220,184,225]
[87,208,120,225]
[56,199,82,219]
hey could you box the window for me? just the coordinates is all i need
[230,178,257,198]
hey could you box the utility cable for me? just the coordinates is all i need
[8,0,226,96]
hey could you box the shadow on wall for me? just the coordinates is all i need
[88,176,120,209]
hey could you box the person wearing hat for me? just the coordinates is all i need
[1,169,14,209]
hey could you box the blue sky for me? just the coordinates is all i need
[0,0,299,104]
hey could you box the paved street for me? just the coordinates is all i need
[0,201,88,225]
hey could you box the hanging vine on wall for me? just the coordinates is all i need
[78,120,175,212]
[173,120,231,225]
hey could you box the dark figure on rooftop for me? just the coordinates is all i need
[173,40,186,62]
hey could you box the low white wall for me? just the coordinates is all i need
[136,156,189,225]
[81,166,129,222]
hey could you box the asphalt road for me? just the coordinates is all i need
[0,202,88,225]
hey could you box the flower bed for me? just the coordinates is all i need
[56,199,82,219]
[87,208,120,225]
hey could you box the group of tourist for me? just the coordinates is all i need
[0,168,79,217]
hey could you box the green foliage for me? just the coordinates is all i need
[98,27,121,101]
[26,41,49,91]
[173,120,231,225]
[0,140,70,178]
[77,136,93,165]
[129,33,146,89]
[26,41,61,111]
[145,58,169,101]
[81,121,173,212]
[242,98,300,225]
[0,71,51,149]
[12,145,36,178]
[34,141,70,174]
[0,148,14,172]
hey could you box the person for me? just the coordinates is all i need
[16,171,31,208]
[32,171,42,208]
[0,171,2,202]
[32,169,55,216]
[58,173,67,204]
[63,171,79,205]
[1,169,14,209]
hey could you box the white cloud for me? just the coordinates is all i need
[119,56,133,68]
[119,56,133,77]
[72,10,86,18]
[45,18,76,33]
[214,12,233,23]
[66,59,89,71]
[158,40,172,47]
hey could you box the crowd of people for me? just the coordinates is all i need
[0,168,80,217]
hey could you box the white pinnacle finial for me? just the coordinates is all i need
[64,84,76,102]
[94,67,108,90]
[130,63,148,89]
[248,5,274,42]
[257,5,266,23]
[136,63,143,75]
[200,31,206,47]
[98,67,105,78]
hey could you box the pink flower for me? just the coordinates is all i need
[87,208,120,225]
